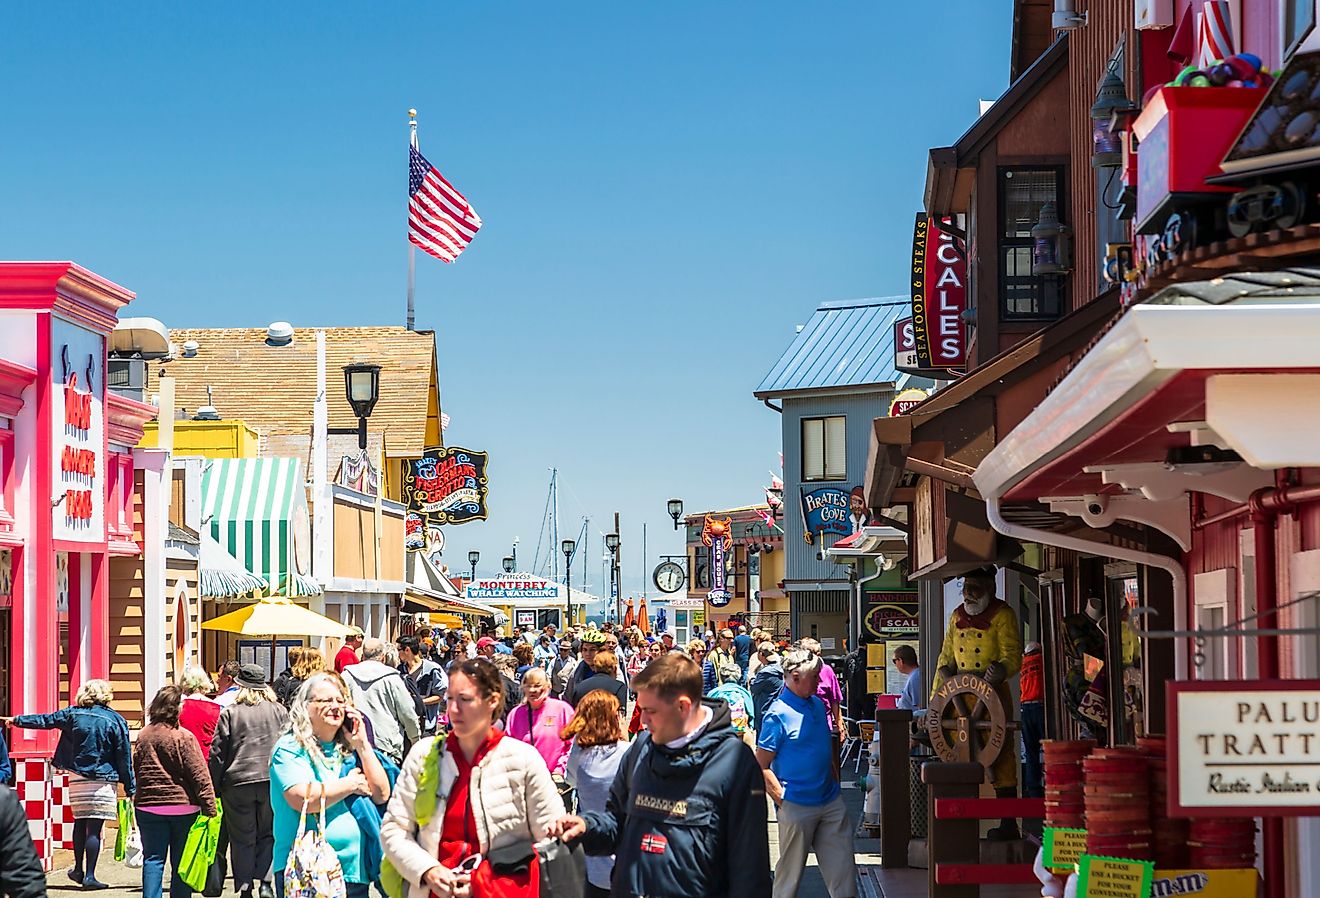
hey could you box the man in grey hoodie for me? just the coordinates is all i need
[343,639,420,764]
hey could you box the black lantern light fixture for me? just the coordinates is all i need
[562,538,576,627]
[1090,69,1136,168]
[342,363,382,450]
[667,498,684,530]
[468,549,479,582]
[605,532,621,622]
[502,555,514,574]
[1031,200,1072,275]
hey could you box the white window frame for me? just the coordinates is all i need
[801,415,846,482]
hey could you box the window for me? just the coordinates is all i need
[1286,0,1316,59]
[802,416,846,482]
[999,167,1065,320]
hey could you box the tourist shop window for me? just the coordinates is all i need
[999,167,1065,320]
[1286,0,1316,59]
[802,416,846,482]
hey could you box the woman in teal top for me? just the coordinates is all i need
[269,673,390,898]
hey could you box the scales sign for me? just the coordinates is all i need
[402,447,489,526]
[909,212,967,371]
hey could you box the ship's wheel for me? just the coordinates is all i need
[925,672,1008,769]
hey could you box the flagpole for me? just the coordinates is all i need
[406,108,418,331]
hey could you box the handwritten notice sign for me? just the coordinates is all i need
[1169,679,1320,816]
[1043,827,1086,871]
[1077,855,1153,898]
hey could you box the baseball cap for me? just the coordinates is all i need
[347,625,364,637]
[476,636,497,649]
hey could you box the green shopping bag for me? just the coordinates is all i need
[114,798,133,862]
[179,799,224,892]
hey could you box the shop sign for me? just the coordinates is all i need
[515,610,536,629]
[703,515,732,607]
[465,575,563,604]
[401,446,489,526]
[887,387,928,418]
[1077,855,1153,898]
[799,486,851,545]
[52,325,104,542]
[1168,679,1320,816]
[1150,869,1259,897]
[893,318,918,370]
[863,598,918,637]
[909,212,967,370]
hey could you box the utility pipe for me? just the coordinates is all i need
[985,498,1189,677]
[853,559,886,654]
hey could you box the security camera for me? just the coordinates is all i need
[1084,494,1108,517]
[815,548,827,562]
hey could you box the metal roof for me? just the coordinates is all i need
[754,298,909,398]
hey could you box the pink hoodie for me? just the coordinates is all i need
[507,697,575,776]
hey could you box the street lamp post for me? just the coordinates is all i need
[468,549,479,583]
[667,498,684,530]
[605,532,621,623]
[342,364,382,450]
[562,538,576,629]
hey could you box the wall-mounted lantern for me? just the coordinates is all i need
[1032,200,1072,275]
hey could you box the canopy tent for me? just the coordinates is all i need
[405,552,505,620]
[202,457,321,598]
[199,530,268,598]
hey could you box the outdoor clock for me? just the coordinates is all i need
[653,561,686,594]
[695,563,710,589]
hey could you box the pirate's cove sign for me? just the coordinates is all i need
[402,446,489,526]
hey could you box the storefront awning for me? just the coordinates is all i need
[974,270,1320,518]
[826,525,907,558]
[199,530,267,598]
[405,552,502,617]
[201,457,321,598]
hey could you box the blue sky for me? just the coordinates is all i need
[0,3,1011,601]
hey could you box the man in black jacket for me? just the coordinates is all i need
[550,653,771,898]
[0,783,44,898]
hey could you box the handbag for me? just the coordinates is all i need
[179,800,224,891]
[115,798,145,868]
[536,837,584,898]
[285,784,347,898]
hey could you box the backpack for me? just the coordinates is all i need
[709,686,751,734]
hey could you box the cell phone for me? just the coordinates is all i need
[340,715,360,738]
[455,854,482,874]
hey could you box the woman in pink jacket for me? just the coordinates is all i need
[506,667,574,777]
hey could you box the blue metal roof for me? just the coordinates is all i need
[754,297,909,397]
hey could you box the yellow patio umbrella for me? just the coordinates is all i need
[202,598,355,678]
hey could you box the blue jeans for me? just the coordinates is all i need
[1020,701,1045,799]
[136,810,196,898]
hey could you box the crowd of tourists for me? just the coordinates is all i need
[0,618,862,898]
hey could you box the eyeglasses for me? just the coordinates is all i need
[310,698,347,707]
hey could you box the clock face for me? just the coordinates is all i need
[695,563,710,589]
[653,561,686,594]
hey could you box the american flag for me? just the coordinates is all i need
[408,145,482,263]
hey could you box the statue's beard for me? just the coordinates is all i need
[963,594,992,616]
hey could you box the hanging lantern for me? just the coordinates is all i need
[1091,70,1135,168]
[1032,201,1071,275]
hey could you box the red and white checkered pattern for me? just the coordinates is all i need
[50,772,74,850]
[13,758,52,871]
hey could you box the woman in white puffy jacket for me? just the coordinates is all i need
[380,658,561,898]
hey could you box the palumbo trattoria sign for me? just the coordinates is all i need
[1168,679,1320,816]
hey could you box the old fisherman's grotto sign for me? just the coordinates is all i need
[402,447,490,528]
[1168,679,1320,816]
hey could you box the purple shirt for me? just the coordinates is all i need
[815,662,843,731]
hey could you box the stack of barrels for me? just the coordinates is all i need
[1138,735,1189,868]
[1082,747,1153,859]
[1042,739,1092,830]
[1189,818,1257,869]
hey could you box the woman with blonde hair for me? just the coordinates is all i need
[274,647,327,708]
[381,658,561,898]
[561,691,629,898]
[4,679,134,889]
[209,665,288,898]
[178,666,222,760]
[270,672,390,898]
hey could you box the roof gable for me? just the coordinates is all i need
[145,326,440,458]
[754,298,908,398]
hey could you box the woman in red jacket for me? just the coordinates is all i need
[178,667,222,760]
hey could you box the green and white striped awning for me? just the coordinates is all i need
[201,457,321,598]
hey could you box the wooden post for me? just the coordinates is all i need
[922,761,981,898]
[875,708,913,867]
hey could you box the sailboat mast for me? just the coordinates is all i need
[551,468,559,583]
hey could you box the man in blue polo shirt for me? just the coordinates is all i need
[756,648,857,898]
